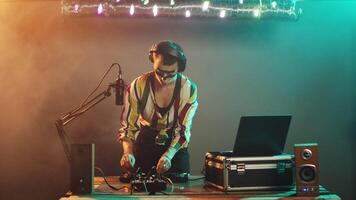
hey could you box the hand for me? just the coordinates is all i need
[120,153,135,170]
[156,156,171,173]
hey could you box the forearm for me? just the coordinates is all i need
[122,140,134,154]
[120,140,136,170]
[162,146,180,160]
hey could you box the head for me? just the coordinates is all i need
[149,41,187,83]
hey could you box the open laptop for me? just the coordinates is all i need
[232,115,292,157]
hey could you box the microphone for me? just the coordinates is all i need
[115,68,125,105]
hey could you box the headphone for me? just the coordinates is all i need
[149,41,187,72]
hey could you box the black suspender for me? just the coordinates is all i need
[136,72,181,116]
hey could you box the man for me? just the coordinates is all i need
[118,41,198,179]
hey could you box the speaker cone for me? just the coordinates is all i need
[299,164,316,182]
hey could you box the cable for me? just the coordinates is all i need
[80,63,121,108]
[95,167,129,192]
[185,166,207,181]
[145,166,156,181]
[185,167,206,181]
[161,175,174,193]
[200,166,206,176]
[143,181,148,193]
[61,128,72,161]
[188,176,205,181]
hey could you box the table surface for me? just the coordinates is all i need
[60,176,341,200]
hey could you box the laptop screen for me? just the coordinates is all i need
[233,115,292,156]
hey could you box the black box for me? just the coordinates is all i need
[205,151,294,191]
[70,144,95,194]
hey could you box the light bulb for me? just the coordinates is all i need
[130,4,135,15]
[202,1,209,11]
[271,1,277,9]
[220,10,226,18]
[97,4,103,15]
[253,8,260,17]
[185,10,191,18]
[74,4,80,12]
[153,5,158,16]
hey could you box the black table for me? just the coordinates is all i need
[60,176,341,200]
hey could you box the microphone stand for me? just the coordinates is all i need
[55,82,117,164]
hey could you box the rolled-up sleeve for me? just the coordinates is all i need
[117,79,141,142]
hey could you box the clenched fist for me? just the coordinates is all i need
[156,156,172,173]
[120,153,135,170]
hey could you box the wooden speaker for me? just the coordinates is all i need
[294,143,319,196]
[70,144,95,194]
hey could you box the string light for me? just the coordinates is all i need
[130,4,135,15]
[97,4,103,15]
[153,4,158,16]
[253,8,261,18]
[62,0,301,20]
[271,1,277,8]
[219,10,226,18]
[185,10,191,18]
[202,1,209,11]
[74,4,80,12]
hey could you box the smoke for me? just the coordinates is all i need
[1,1,356,199]
[0,2,127,198]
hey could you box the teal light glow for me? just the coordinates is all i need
[271,1,277,8]
[220,10,226,18]
[253,8,261,18]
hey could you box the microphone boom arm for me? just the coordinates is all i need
[55,83,116,163]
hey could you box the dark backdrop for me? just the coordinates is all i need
[0,1,355,199]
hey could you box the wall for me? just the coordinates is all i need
[0,1,355,199]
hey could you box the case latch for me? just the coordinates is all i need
[237,163,246,175]
[227,162,245,175]
[277,161,286,173]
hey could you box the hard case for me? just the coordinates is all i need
[205,151,294,191]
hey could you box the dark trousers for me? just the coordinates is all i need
[134,126,190,174]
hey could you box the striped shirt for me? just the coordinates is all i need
[118,71,198,151]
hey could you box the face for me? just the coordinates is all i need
[152,52,178,84]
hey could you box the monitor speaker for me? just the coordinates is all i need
[70,144,95,194]
[294,143,319,196]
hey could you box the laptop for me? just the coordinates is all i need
[232,115,292,157]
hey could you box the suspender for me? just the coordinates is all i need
[134,72,181,128]
[138,75,151,115]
